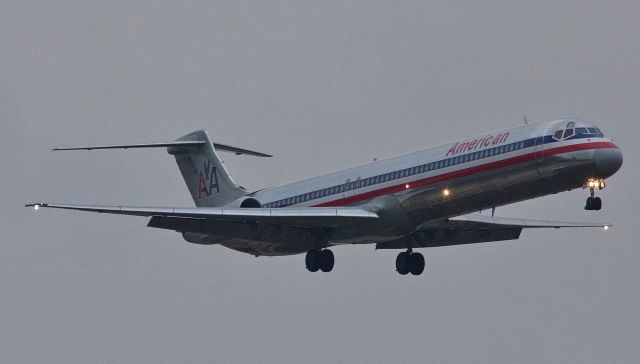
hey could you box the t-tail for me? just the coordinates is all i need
[169,130,244,207]
[52,130,272,207]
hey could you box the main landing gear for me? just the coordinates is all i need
[585,179,605,211]
[395,249,425,276]
[305,249,334,272]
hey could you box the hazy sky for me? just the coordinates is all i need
[1,1,639,362]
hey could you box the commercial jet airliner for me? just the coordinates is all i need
[27,118,623,275]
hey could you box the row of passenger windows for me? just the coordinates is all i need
[266,140,529,207]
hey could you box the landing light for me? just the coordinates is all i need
[443,188,451,197]
[587,178,606,190]
[603,225,609,231]
[34,204,40,211]
[405,184,410,190]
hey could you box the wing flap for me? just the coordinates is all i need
[147,215,207,232]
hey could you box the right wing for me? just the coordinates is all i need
[376,213,610,249]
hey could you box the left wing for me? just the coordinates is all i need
[376,213,610,249]
[25,203,378,229]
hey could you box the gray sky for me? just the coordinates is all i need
[1,1,639,362]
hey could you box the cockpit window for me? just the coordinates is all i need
[575,127,588,134]
[563,128,574,139]
[553,130,563,140]
[567,122,575,128]
[588,127,598,133]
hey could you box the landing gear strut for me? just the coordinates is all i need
[585,179,605,211]
[395,249,425,276]
[305,249,334,272]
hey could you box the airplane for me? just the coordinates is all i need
[27,118,623,275]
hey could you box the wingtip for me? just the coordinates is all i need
[25,202,48,208]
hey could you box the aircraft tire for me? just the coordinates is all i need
[409,253,425,276]
[396,252,410,275]
[305,249,320,272]
[585,197,594,210]
[319,249,334,272]
[594,197,602,211]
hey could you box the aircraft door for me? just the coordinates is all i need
[533,135,545,176]
[534,136,544,159]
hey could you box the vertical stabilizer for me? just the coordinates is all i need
[168,130,245,207]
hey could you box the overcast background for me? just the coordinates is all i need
[1,1,639,363]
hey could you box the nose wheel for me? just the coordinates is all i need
[395,250,425,276]
[585,196,602,211]
[585,179,605,211]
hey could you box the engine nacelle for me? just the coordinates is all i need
[239,197,262,208]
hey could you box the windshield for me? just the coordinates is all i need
[552,121,603,141]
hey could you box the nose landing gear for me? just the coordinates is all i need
[585,179,605,211]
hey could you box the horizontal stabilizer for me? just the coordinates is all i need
[53,141,206,151]
[53,141,271,157]
[210,143,272,157]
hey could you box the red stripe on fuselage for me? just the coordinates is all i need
[313,141,617,207]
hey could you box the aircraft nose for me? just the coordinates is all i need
[594,145,623,177]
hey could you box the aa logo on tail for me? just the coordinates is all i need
[198,160,220,197]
